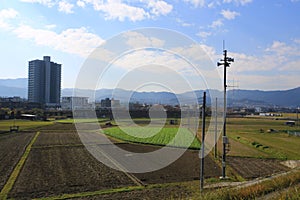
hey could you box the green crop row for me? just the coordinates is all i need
[103,126,201,149]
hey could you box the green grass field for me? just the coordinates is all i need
[103,126,200,149]
[226,117,300,160]
[101,117,300,160]
[56,118,110,123]
[0,119,53,132]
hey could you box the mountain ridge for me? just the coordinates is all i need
[0,78,299,107]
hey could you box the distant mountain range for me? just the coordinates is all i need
[0,78,299,107]
[0,78,28,97]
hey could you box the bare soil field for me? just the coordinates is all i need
[0,132,34,191]
[3,122,291,199]
[7,128,221,199]
[35,122,77,132]
[115,143,221,184]
[33,131,82,147]
[227,156,288,179]
[9,146,136,199]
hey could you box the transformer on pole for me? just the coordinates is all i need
[217,48,234,179]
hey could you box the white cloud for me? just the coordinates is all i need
[0,8,19,19]
[279,60,300,72]
[228,52,276,72]
[0,8,19,29]
[233,74,295,90]
[58,0,75,14]
[81,0,173,21]
[170,44,217,64]
[45,24,57,29]
[265,41,299,57]
[147,0,173,16]
[207,2,215,8]
[20,0,56,7]
[101,42,219,89]
[210,19,223,28]
[176,18,193,27]
[123,31,165,48]
[110,49,219,92]
[161,39,297,90]
[20,0,173,21]
[223,41,300,90]
[13,25,104,57]
[197,31,212,38]
[294,39,300,44]
[183,0,205,7]
[113,50,184,71]
[88,0,149,21]
[221,9,240,20]
[207,1,221,8]
[77,0,86,8]
[21,0,75,14]
[115,40,299,90]
[223,0,253,6]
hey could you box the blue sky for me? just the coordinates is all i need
[0,0,299,92]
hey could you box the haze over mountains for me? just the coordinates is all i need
[0,78,299,107]
[0,78,28,98]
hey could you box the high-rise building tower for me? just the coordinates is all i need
[28,56,61,107]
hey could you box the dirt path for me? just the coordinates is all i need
[204,169,296,190]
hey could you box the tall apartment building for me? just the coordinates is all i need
[28,56,61,107]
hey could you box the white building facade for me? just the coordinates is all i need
[61,97,90,110]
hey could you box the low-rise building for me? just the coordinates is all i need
[61,97,90,110]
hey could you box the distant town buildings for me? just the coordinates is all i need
[0,96,24,103]
[100,98,111,108]
[61,96,90,110]
[28,56,61,107]
[100,98,120,108]
[0,96,40,110]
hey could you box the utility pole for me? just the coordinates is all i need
[200,92,206,192]
[214,97,218,159]
[297,107,299,127]
[217,48,234,179]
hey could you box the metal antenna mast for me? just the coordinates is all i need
[217,43,234,179]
